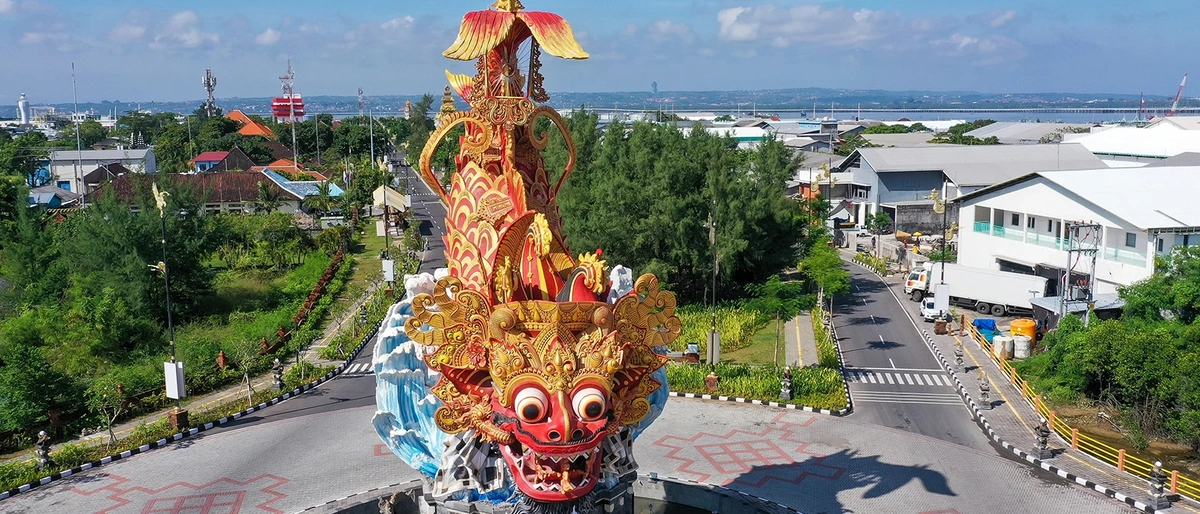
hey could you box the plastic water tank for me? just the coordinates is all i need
[1013,335,1033,359]
[1010,319,1038,341]
[993,336,1011,360]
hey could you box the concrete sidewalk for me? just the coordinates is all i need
[868,265,1200,513]
[784,312,819,368]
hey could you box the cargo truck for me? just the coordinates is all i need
[904,262,1050,317]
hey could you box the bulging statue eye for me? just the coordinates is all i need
[514,387,548,423]
[572,387,606,421]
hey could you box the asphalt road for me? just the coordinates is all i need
[835,264,996,453]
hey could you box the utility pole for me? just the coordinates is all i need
[1063,222,1101,326]
[71,63,84,204]
[369,108,375,167]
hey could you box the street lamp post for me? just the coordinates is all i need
[152,184,187,429]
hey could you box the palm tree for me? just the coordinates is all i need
[310,180,333,217]
[255,181,281,214]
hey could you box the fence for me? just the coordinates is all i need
[963,322,1199,501]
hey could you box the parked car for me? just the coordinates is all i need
[920,298,945,322]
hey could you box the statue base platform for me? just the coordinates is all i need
[309,475,792,514]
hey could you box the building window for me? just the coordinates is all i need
[1027,216,1035,228]
[1011,213,1019,226]
[1158,237,1164,252]
[1125,232,1137,248]
[1047,220,1053,233]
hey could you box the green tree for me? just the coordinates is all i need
[255,181,281,214]
[867,211,893,235]
[744,275,806,366]
[862,124,912,134]
[0,344,79,434]
[836,134,879,156]
[0,131,51,186]
[77,120,108,148]
[404,94,436,158]
[85,376,127,444]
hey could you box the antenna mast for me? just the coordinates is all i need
[280,60,299,168]
[202,68,218,117]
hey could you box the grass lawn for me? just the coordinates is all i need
[723,318,784,366]
[319,231,389,327]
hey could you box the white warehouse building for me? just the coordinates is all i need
[954,166,1200,296]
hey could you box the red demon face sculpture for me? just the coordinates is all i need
[405,276,677,503]
[493,379,609,499]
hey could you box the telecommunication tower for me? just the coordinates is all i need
[202,68,218,117]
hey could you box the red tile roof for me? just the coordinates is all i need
[90,171,302,204]
[190,151,230,164]
[226,110,277,140]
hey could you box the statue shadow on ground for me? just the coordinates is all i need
[730,448,956,514]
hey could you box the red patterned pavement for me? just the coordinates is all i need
[67,473,288,514]
[653,411,846,487]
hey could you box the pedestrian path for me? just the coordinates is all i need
[842,368,954,387]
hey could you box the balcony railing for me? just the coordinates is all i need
[1026,232,1066,251]
[1103,247,1147,267]
[973,221,991,234]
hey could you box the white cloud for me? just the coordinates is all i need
[717,7,757,41]
[255,28,280,46]
[650,20,692,43]
[20,31,66,45]
[151,10,218,49]
[0,0,13,14]
[989,10,1017,28]
[936,33,979,51]
[108,24,146,43]
[716,5,900,47]
[381,16,414,30]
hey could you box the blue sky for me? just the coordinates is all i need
[1,0,1197,103]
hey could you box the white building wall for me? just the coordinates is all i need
[957,177,1155,294]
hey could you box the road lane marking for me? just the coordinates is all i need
[923,374,935,386]
[870,315,876,323]
[888,357,896,369]
[884,373,895,384]
[912,375,924,385]
[903,374,914,385]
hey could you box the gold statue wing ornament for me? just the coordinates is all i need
[443,1,588,62]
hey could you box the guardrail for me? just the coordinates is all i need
[963,323,1198,501]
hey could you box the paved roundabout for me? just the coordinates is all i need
[0,393,1136,514]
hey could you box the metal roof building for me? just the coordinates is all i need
[964,122,1093,145]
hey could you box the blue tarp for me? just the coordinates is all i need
[973,319,997,331]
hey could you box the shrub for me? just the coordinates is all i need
[50,443,92,469]
[673,305,769,354]
[665,362,846,411]
[811,308,839,369]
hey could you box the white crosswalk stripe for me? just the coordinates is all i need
[843,369,953,388]
[341,362,373,376]
[851,390,963,406]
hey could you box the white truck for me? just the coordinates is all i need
[904,262,1049,317]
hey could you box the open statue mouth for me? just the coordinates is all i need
[500,440,603,499]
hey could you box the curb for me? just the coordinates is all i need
[916,328,1159,513]
[666,391,850,416]
[0,326,380,503]
[642,474,805,514]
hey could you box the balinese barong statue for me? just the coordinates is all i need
[372,1,680,512]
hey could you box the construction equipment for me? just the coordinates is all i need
[1168,73,1188,117]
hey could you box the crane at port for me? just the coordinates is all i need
[1168,73,1188,117]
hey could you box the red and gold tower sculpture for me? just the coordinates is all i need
[405,0,680,505]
